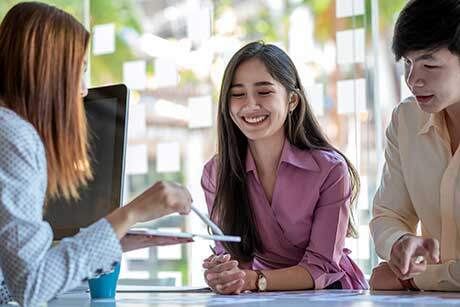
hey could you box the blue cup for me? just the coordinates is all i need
[88,263,121,299]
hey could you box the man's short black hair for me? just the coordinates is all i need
[392,0,460,60]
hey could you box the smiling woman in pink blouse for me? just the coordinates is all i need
[201,41,368,294]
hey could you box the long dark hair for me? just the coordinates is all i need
[211,41,360,262]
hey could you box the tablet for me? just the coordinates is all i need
[128,228,242,242]
[44,84,129,240]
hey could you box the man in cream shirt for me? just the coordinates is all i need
[370,0,460,291]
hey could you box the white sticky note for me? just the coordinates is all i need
[156,142,180,173]
[358,225,370,259]
[336,28,365,64]
[157,228,182,260]
[93,23,115,55]
[400,75,413,100]
[187,7,211,45]
[125,144,148,175]
[154,58,178,88]
[305,84,324,117]
[336,0,365,18]
[337,79,366,114]
[128,103,146,138]
[123,60,147,91]
[188,96,213,128]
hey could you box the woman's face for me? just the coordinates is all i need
[228,58,297,143]
[404,47,460,113]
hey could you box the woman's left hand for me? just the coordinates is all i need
[370,262,404,290]
[203,255,246,294]
[120,234,193,252]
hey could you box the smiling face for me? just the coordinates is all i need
[228,58,296,143]
[404,47,460,113]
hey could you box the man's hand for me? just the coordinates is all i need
[389,234,439,279]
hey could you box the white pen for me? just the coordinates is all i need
[191,204,224,235]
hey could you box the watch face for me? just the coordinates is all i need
[258,276,267,291]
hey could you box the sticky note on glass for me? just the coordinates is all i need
[336,28,365,64]
[336,0,365,18]
[154,58,178,88]
[123,60,147,91]
[400,75,413,100]
[128,103,146,138]
[187,7,211,44]
[156,142,180,173]
[188,96,213,128]
[92,23,115,55]
[337,79,366,114]
[305,84,325,117]
[125,144,148,175]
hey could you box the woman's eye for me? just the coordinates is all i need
[259,91,272,96]
[424,65,438,69]
[231,93,244,97]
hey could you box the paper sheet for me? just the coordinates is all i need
[123,60,147,91]
[305,83,325,116]
[336,0,365,18]
[188,96,213,128]
[337,78,366,114]
[92,23,115,55]
[125,144,148,175]
[156,142,181,173]
[336,28,365,64]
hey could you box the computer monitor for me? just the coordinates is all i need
[44,84,129,240]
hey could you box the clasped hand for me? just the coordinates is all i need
[203,254,247,294]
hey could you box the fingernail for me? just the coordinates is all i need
[207,273,215,280]
[216,285,222,291]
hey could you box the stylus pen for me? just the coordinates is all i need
[191,204,224,235]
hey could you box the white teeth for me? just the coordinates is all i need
[244,115,267,124]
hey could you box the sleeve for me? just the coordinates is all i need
[297,159,352,289]
[0,125,122,306]
[410,261,460,291]
[369,105,419,260]
[200,159,225,256]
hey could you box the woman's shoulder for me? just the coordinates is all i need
[305,148,347,171]
[0,107,42,154]
[202,155,218,180]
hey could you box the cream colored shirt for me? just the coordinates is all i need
[370,97,460,291]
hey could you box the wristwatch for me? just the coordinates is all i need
[255,270,267,292]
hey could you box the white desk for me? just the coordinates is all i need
[14,289,460,306]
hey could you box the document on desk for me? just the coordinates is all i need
[117,285,211,293]
[127,228,241,242]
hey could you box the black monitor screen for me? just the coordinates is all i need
[44,84,128,240]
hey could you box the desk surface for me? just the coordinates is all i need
[22,289,460,307]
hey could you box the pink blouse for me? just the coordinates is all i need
[201,140,368,289]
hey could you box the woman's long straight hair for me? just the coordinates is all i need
[212,41,360,262]
[0,2,92,200]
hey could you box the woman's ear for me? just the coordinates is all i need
[288,92,299,112]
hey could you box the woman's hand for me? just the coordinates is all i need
[106,181,192,239]
[203,254,246,295]
[370,262,404,290]
[127,181,192,223]
[120,234,193,252]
